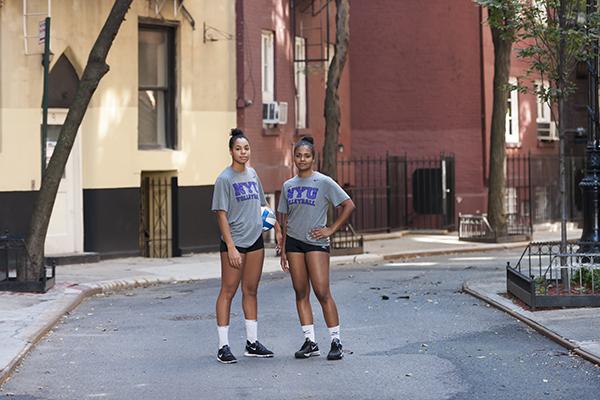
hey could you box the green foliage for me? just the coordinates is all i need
[477,0,600,126]
[517,0,595,103]
[475,0,523,40]
[534,276,548,294]
[571,268,600,292]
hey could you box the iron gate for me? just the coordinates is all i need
[335,154,455,233]
[506,154,584,227]
[140,174,180,258]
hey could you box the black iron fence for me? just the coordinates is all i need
[325,154,455,233]
[507,240,600,309]
[331,224,364,256]
[507,154,584,226]
[0,233,55,293]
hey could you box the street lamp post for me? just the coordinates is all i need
[580,0,600,253]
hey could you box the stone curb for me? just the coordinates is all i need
[330,253,384,265]
[462,282,600,367]
[381,241,530,261]
[361,230,449,242]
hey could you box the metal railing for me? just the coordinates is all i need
[331,223,363,256]
[458,214,494,240]
[0,232,55,293]
[507,241,600,309]
[326,153,455,233]
[507,154,585,226]
[458,212,532,241]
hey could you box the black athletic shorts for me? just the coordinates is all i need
[285,235,330,253]
[220,234,264,254]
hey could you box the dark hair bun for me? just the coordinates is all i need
[300,136,314,145]
[230,128,245,137]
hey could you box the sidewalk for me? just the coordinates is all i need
[0,228,595,385]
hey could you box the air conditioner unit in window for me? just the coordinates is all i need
[263,101,279,125]
[537,121,558,141]
[277,102,288,125]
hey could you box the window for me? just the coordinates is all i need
[138,24,176,149]
[324,43,334,86]
[535,80,551,123]
[505,77,520,145]
[533,0,548,26]
[295,37,307,129]
[535,80,557,140]
[261,31,274,103]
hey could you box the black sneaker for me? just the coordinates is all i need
[217,345,237,364]
[327,338,343,360]
[244,340,274,358]
[294,338,320,359]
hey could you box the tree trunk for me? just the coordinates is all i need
[321,0,350,181]
[22,0,133,282]
[487,21,512,238]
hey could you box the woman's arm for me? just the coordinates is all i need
[216,210,242,269]
[274,220,283,252]
[278,213,289,272]
[309,199,356,240]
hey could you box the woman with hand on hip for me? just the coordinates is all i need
[211,129,280,364]
[278,136,355,360]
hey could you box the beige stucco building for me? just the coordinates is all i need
[0,0,236,257]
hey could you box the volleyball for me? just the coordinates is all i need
[261,206,276,231]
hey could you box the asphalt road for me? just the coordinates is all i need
[2,250,600,399]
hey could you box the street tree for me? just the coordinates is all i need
[476,0,523,238]
[516,0,598,250]
[22,0,134,283]
[321,0,349,181]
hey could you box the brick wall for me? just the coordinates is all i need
[236,0,351,193]
[349,0,487,215]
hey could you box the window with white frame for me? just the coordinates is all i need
[324,43,334,86]
[295,37,307,129]
[261,31,274,103]
[535,80,551,123]
[534,80,556,140]
[505,77,520,145]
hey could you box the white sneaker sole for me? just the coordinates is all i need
[244,352,274,358]
[217,357,238,364]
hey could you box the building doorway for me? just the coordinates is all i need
[140,171,179,258]
[44,109,83,255]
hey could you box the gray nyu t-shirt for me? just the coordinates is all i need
[212,166,267,248]
[278,172,350,246]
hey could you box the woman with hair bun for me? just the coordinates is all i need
[277,136,355,361]
[211,128,280,364]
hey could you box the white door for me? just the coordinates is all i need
[44,109,83,255]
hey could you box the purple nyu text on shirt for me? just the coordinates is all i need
[287,186,319,206]
[232,181,260,202]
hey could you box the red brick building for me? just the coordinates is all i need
[236,0,579,232]
[346,0,584,227]
[235,0,351,198]
[348,0,489,218]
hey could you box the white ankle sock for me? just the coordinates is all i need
[245,319,258,344]
[328,325,340,341]
[217,325,229,349]
[301,324,316,342]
